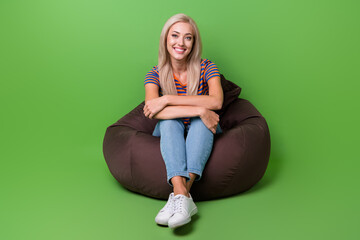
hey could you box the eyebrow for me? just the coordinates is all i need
[172,31,192,36]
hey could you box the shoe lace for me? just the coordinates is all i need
[173,195,185,214]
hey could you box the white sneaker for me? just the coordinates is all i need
[155,193,175,226]
[168,193,198,229]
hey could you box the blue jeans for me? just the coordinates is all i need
[152,117,222,187]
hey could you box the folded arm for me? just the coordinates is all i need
[144,84,206,119]
[144,76,223,118]
[151,105,204,119]
[150,105,219,134]
[143,76,223,134]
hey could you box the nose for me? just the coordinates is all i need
[177,37,184,46]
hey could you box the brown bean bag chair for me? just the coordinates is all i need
[102,74,271,201]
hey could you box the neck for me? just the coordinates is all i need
[170,58,187,75]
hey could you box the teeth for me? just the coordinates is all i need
[174,48,185,52]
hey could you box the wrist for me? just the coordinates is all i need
[163,95,170,106]
[198,107,207,117]
[161,95,169,107]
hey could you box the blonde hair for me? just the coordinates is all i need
[158,13,202,95]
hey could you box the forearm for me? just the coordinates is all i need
[153,106,204,120]
[164,95,223,110]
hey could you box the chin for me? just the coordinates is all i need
[172,54,189,61]
[174,56,186,61]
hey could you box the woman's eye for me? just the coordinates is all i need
[186,37,192,40]
[172,34,178,37]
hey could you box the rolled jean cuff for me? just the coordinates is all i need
[167,171,190,187]
[188,168,203,182]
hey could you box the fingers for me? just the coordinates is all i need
[144,111,149,118]
[143,106,155,119]
[144,110,152,119]
[211,123,217,134]
[143,106,150,118]
[200,111,219,134]
[205,122,217,134]
[212,116,219,134]
[143,104,151,118]
[143,103,157,119]
[212,123,217,134]
[143,105,147,115]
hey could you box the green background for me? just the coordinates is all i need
[1,0,359,239]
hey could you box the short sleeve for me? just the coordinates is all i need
[144,66,160,87]
[204,59,221,83]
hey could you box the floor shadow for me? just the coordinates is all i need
[238,154,282,197]
[172,214,200,236]
[241,171,273,195]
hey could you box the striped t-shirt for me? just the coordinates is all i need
[144,58,221,126]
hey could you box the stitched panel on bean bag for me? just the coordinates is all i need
[103,76,270,201]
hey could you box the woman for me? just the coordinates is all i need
[143,13,223,229]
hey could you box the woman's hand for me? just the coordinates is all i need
[143,96,168,119]
[199,108,219,134]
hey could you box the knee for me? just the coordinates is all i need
[159,119,184,132]
[189,117,208,130]
[187,117,214,138]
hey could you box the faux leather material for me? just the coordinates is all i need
[103,75,270,201]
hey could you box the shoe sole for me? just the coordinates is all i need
[155,217,170,226]
[155,221,168,226]
[169,217,191,229]
[191,207,198,216]
[169,207,198,229]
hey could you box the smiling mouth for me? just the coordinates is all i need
[174,47,186,53]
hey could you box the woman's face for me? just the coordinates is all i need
[166,22,194,62]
